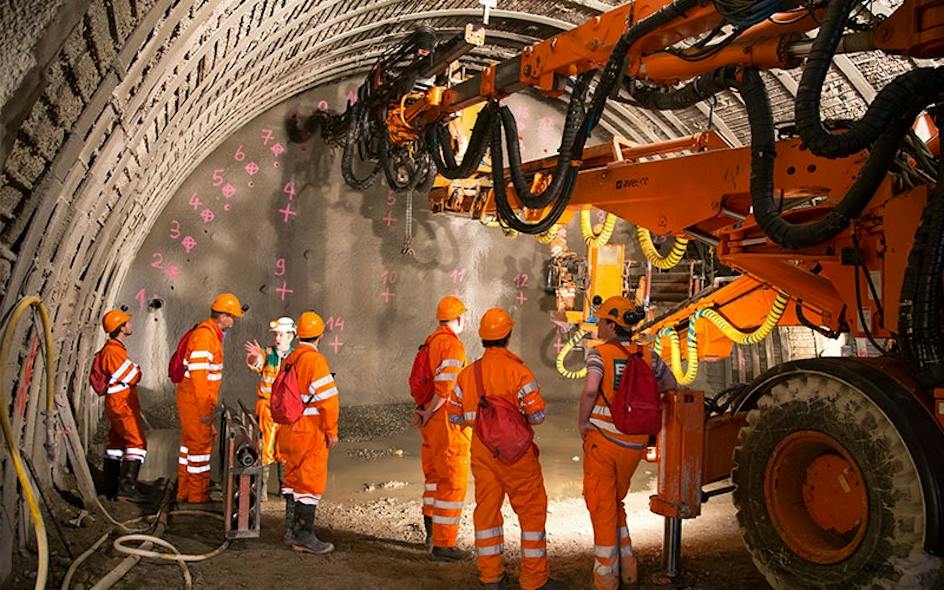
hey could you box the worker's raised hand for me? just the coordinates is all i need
[326,434,339,449]
[244,339,264,366]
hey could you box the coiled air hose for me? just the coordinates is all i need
[580,210,618,247]
[535,224,559,245]
[556,329,589,379]
[636,228,689,269]
[1,296,56,590]
[654,292,789,384]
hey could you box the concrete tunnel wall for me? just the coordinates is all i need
[116,81,625,425]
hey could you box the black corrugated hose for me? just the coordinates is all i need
[899,117,944,386]
[341,101,382,191]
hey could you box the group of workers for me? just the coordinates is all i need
[93,290,676,590]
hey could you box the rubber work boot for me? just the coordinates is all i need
[282,493,296,546]
[116,461,149,503]
[536,579,567,590]
[481,574,509,589]
[620,554,639,586]
[291,503,334,555]
[432,546,472,561]
[102,458,121,500]
[423,515,433,551]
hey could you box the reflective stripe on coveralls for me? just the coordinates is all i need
[98,339,147,463]
[176,320,224,502]
[277,343,339,506]
[451,348,549,590]
[419,326,471,548]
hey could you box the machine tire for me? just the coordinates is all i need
[732,370,941,589]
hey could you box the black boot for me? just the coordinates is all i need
[536,580,567,590]
[423,515,433,551]
[116,461,148,503]
[102,458,121,500]
[291,503,334,555]
[282,493,295,546]
[432,546,472,561]
[481,574,509,589]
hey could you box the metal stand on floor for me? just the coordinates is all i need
[221,405,261,539]
[662,517,682,578]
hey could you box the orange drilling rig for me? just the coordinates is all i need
[290,0,944,586]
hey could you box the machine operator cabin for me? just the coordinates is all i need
[1,1,943,589]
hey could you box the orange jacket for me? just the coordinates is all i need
[98,339,141,395]
[286,343,340,437]
[428,326,466,403]
[448,347,545,428]
[586,339,676,444]
[177,319,224,417]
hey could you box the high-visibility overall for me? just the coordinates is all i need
[277,343,339,506]
[98,339,147,463]
[175,320,224,503]
[248,346,293,465]
[584,339,676,589]
[450,348,549,590]
[420,326,472,548]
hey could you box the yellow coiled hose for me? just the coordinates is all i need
[535,224,559,245]
[1,296,56,590]
[636,228,689,270]
[653,292,790,384]
[580,209,617,247]
[556,329,589,379]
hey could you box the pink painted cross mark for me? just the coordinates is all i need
[329,334,344,354]
[271,143,285,157]
[222,183,236,198]
[181,236,197,253]
[200,208,215,223]
[164,264,180,279]
[380,288,395,303]
[245,162,259,176]
[279,201,298,223]
[516,290,528,304]
[553,337,565,354]
[383,210,396,226]
[276,281,294,301]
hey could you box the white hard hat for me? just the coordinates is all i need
[269,317,296,333]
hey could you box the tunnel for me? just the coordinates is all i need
[2,0,943,589]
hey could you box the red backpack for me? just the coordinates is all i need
[168,325,199,384]
[270,349,315,425]
[472,361,534,465]
[603,343,662,436]
[408,333,445,407]
[89,350,109,396]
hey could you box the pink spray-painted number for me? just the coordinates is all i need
[451,268,466,284]
[262,128,274,146]
[381,270,398,285]
[326,316,345,332]
[212,169,224,187]
[386,192,397,206]
[234,145,246,161]
[169,220,181,240]
[283,181,296,200]
[514,273,530,289]
[189,194,203,210]
[151,252,164,269]
[274,258,286,277]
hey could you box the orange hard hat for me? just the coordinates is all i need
[593,295,644,328]
[211,292,245,317]
[479,308,514,340]
[297,311,326,339]
[436,295,467,321]
[102,309,131,334]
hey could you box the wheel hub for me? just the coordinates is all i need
[764,431,869,564]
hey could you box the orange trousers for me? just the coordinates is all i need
[278,414,328,505]
[104,391,147,462]
[255,397,280,465]
[176,389,215,503]
[471,438,548,590]
[421,410,471,547]
[583,429,646,589]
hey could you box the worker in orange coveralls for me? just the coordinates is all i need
[97,309,148,503]
[244,316,296,502]
[278,311,338,555]
[578,296,677,589]
[412,295,472,560]
[176,293,245,504]
[449,308,565,590]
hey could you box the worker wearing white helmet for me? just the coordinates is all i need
[245,316,296,509]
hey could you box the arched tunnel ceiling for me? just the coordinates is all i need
[0,0,922,398]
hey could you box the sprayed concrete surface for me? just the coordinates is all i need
[42,402,770,590]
